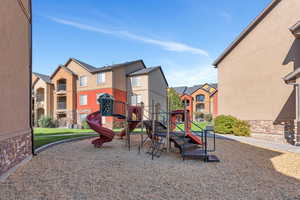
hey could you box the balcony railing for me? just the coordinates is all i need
[36,94,44,102]
[57,84,66,92]
[57,102,67,110]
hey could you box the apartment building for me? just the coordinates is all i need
[173,83,218,121]
[0,0,32,177]
[213,0,300,144]
[32,73,54,124]
[33,58,168,128]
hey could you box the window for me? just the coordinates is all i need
[196,94,205,102]
[97,72,106,84]
[131,76,141,87]
[196,103,205,112]
[80,95,88,105]
[102,116,106,124]
[96,93,104,104]
[131,94,142,105]
[182,99,190,106]
[80,113,88,122]
[79,76,87,87]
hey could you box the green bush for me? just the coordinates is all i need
[204,114,213,122]
[233,120,251,136]
[81,120,90,129]
[214,115,237,134]
[38,116,55,128]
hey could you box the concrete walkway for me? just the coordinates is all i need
[214,133,300,154]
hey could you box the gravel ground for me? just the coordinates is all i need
[1,136,300,200]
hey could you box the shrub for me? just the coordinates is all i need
[214,115,237,134]
[204,114,213,122]
[233,120,251,136]
[81,120,90,129]
[38,116,55,128]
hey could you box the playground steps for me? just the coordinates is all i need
[181,149,220,162]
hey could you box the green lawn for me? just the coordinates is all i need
[34,128,94,136]
[34,134,96,149]
[176,121,209,132]
[33,128,97,149]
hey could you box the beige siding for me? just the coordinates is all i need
[33,78,53,118]
[66,60,113,91]
[0,0,31,140]
[148,69,168,112]
[218,0,300,121]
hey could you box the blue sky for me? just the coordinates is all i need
[33,0,271,86]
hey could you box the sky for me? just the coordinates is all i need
[33,0,271,87]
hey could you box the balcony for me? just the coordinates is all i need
[57,102,67,110]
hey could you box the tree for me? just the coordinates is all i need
[168,88,183,111]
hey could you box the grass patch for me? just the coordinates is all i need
[176,121,208,132]
[34,134,96,149]
[34,128,94,136]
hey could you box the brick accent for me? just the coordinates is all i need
[0,133,32,175]
[247,120,284,135]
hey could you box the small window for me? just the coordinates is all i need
[196,103,205,112]
[96,93,104,104]
[80,95,88,105]
[131,76,141,87]
[80,113,88,122]
[79,76,87,87]
[97,72,105,84]
[182,99,190,106]
[102,116,106,124]
[196,94,205,102]
[131,94,142,105]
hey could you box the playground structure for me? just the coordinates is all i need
[86,93,219,162]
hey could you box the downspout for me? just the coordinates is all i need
[286,82,300,145]
[29,0,35,155]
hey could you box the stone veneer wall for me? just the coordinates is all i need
[247,120,284,135]
[0,133,32,175]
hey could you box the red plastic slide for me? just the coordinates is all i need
[119,121,140,138]
[86,111,115,148]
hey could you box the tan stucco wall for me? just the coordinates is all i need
[66,60,113,91]
[148,69,167,112]
[32,78,53,117]
[191,89,211,115]
[217,0,300,122]
[51,67,77,124]
[0,0,31,140]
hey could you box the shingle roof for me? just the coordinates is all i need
[185,85,203,95]
[210,83,218,89]
[173,86,187,95]
[173,83,218,95]
[50,65,77,79]
[129,66,169,86]
[33,72,51,83]
[213,0,281,67]
[129,66,160,76]
[69,58,145,73]
[71,58,98,72]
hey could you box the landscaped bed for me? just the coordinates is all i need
[1,136,300,199]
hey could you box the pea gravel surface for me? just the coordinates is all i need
[1,136,300,200]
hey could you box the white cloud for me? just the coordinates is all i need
[165,63,217,87]
[49,17,209,57]
[220,11,233,23]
